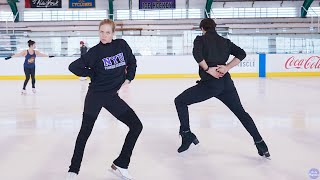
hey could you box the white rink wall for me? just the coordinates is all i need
[1,54,320,78]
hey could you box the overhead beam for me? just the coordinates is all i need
[301,0,314,17]
[205,0,214,18]
[7,0,19,22]
[108,0,114,20]
[129,0,132,20]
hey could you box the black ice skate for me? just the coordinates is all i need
[255,140,271,160]
[178,130,199,153]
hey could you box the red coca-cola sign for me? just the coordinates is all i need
[285,56,320,69]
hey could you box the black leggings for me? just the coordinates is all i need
[68,91,143,174]
[23,67,35,90]
[175,74,263,142]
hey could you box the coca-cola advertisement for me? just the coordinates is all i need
[285,56,320,70]
[267,54,320,72]
[25,0,62,8]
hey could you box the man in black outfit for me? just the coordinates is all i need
[80,41,87,56]
[79,41,88,81]
[174,18,270,159]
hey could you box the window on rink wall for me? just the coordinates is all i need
[3,33,320,56]
[172,37,183,55]
[67,37,100,56]
[309,38,320,53]
[211,7,297,18]
[183,31,201,55]
[0,12,14,21]
[307,7,320,17]
[228,36,269,54]
[11,37,61,55]
[122,36,167,56]
[276,37,320,54]
[23,10,107,21]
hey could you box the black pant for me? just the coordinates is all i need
[68,91,143,174]
[23,67,35,90]
[174,73,262,142]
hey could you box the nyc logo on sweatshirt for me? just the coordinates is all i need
[102,52,126,70]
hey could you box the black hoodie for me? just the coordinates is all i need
[69,39,137,93]
[193,29,246,81]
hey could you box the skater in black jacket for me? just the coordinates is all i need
[66,19,142,180]
[174,18,270,159]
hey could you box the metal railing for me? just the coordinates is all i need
[5,11,19,34]
[302,6,320,33]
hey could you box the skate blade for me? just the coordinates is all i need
[264,151,271,160]
[264,155,271,160]
[109,169,132,180]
